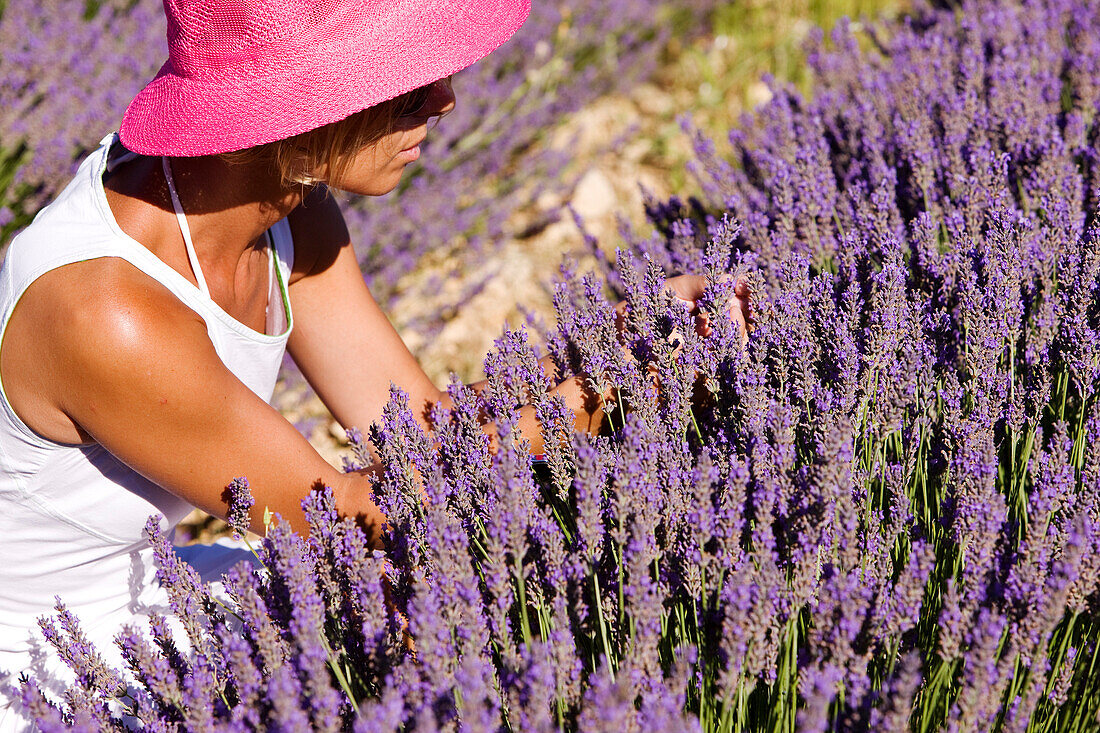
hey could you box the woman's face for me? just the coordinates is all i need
[328,78,456,196]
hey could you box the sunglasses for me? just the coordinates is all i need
[400,75,453,117]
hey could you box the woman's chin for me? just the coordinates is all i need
[331,172,405,197]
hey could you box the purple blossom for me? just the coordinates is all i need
[18,0,1100,729]
[224,476,253,540]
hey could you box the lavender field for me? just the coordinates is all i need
[8,0,1100,730]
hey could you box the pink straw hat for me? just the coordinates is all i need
[120,0,531,157]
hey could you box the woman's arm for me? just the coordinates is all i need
[3,257,385,543]
[442,368,606,456]
[284,191,445,435]
[284,195,751,459]
[285,193,604,456]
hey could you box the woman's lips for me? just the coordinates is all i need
[398,137,424,161]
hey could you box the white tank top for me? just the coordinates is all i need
[0,133,295,728]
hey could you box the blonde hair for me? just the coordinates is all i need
[223,82,443,189]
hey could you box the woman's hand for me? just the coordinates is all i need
[548,372,607,436]
[660,273,752,344]
[599,272,754,424]
[611,272,753,370]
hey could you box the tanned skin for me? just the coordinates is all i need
[0,80,748,547]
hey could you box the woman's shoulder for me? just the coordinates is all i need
[16,258,205,358]
[2,257,206,445]
[285,186,352,285]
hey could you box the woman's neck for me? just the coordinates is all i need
[160,154,302,263]
[104,150,303,277]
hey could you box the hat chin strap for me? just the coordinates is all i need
[161,156,211,298]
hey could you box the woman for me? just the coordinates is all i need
[0,0,747,726]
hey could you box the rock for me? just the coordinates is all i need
[747,80,773,109]
[633,82,674,117]
[328,419,349,445]
[536,189,563,212]
[623,138,651,163]
[548,97,638,155]
[571,168,617,221]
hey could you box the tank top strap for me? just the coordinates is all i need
[269,217,294,283]
[161,156,211,297]
[265,218,294,337]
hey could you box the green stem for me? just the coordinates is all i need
[514,556,532,647]
[592,572,616,673]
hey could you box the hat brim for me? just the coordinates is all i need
[120,0,530,156]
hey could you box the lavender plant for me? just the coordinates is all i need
[0,0,165,244]
[16,0,1100,730]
